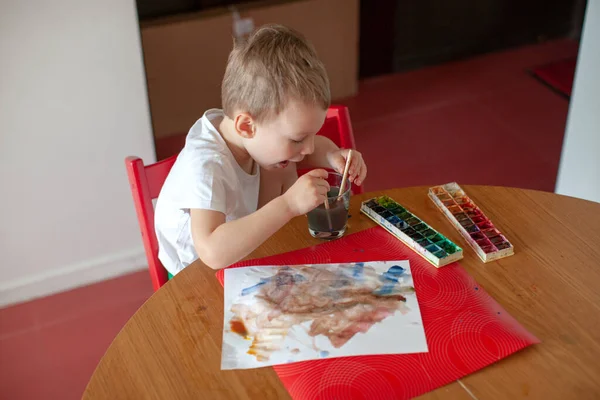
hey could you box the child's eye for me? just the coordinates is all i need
[291,139,304,144]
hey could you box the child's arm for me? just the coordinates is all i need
[190,169,330,270]
[298,136,368,186]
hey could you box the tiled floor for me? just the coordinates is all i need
[0,39,578,399]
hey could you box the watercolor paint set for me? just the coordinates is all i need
[360,196,463,267]
[429,182,514,262]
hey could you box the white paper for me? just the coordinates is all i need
[221,261,428,370]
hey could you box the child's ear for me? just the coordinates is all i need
[233,112,256,139]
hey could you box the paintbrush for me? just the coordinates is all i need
[323,197,333,231]
[337,149,353,202]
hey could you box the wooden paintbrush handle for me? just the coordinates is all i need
[338,150,353,200]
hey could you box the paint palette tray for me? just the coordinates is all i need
[360,196,463,267]
[429,182,514,262]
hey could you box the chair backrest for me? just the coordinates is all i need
[126,104,361,290]
[125,155,176,291]
[320,105,357,150]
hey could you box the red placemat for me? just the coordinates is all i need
[216,227,539,400]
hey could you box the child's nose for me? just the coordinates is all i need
[301,137,315,155]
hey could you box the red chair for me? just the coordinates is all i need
[126,104,360,291]
[125,155,177,291]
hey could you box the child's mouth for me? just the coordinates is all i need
[278,161,289,168]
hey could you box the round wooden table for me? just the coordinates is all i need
[83,186,600,399]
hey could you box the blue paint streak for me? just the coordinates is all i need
[383,265,406,282]
[241,279,269,296]
[319,351,330,358]
[374,265,407,296]
[352,263,365,278]
[242,270,306,296]
[375,282,396,296]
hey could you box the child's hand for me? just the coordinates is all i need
[282,169,330,216]
[327,149,367,186]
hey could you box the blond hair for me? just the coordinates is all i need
[221,24,330,122]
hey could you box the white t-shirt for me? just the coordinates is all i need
[154,109,260,275]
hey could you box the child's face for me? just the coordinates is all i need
[243,99,327,169]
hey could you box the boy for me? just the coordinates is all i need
[154,24,367,275]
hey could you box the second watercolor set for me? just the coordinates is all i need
[429,182,514,262]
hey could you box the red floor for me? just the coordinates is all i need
[0,39,578,399]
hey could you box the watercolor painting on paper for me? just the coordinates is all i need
[221,261,428,370]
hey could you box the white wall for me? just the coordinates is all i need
[0,0,156,306]
[556,1,600,203]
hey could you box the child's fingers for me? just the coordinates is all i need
[307,168,329,179]
[350,160,366,185]
[347,154,358,175]
[314,175,331,191]
[356,163,367,185]
[349,154,362,180]
[316,184,329,197]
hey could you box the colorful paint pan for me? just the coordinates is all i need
[361,196,463,267]
[428,182,514,262]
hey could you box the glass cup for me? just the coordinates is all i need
[307,172,351,239]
